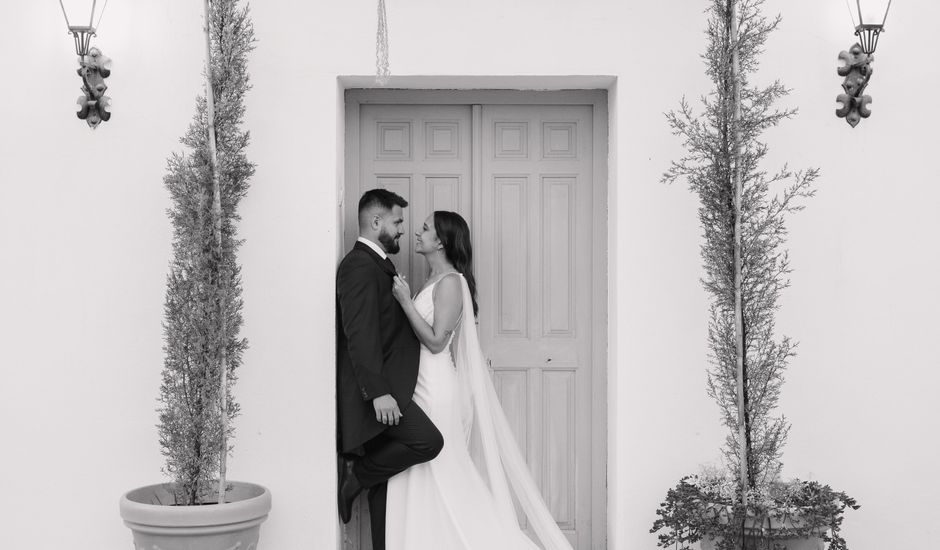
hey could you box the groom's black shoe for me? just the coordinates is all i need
[337,454,363,524]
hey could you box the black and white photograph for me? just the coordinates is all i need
[1,1,937,549]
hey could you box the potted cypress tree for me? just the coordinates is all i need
[118,1,271,548]
[650,1,858,549]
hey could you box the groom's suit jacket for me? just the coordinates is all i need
[336,241,420,454]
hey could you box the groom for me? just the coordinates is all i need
[336,189,444,549]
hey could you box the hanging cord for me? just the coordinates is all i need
[880,0,893,27]
[95,0,109,31]
[376,0,390,86]
[58,0,72,28]
[844,0,858,28]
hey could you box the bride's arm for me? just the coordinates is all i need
[393,274,463,354]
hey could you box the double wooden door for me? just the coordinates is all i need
[344,100,599,549]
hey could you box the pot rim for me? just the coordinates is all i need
[120,481,271,528]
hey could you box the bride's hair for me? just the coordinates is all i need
[433,211,479,317]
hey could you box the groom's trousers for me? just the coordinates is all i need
[353,400,443,550]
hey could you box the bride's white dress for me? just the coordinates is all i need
[385,273,572,550]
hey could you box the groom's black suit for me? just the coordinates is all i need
[337,240,421,452]
[336,240,443,549]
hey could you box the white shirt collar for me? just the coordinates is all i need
[357,236,388,260]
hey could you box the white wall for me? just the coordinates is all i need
[2,1,938,549]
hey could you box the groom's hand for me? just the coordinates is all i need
[373,394,403,425]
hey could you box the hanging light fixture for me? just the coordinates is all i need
[59,0,112,128]
[846,0,893,54]
[835,0,893,127]
[58,0,109,56]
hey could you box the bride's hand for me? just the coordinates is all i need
[392,275,411,304]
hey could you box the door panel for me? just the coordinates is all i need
[345,102,596,550]
[357,105,473,292]
[479,105,594,549]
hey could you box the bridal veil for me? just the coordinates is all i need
[452,274,574,550]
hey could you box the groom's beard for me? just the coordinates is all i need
[378,228,401,254]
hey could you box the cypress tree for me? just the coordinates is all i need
[663,0,818,493]
[157,0,255,506]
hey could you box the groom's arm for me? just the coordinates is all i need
[338,256,392,401]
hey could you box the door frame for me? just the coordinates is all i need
[340,85,609,549]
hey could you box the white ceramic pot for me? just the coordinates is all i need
[120,481,271,550]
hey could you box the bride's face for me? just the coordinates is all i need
[415,215,442,256]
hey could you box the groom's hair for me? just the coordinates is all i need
[358,189,409,229]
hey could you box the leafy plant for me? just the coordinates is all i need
[652,474,859,550]
[157,0,255,506]
[651,0,858,547]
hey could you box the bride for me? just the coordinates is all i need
[387,211,573,550]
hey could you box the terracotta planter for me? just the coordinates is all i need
[699,509,825,550]
[701,534,823,550]
[700,516,825,550]
[120,481,271,550]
